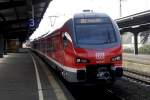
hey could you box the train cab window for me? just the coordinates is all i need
[75,18,117,45]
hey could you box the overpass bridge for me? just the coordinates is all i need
[116,10,150,54]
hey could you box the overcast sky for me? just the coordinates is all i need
[30,0,150,40]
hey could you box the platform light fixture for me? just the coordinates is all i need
[131,25,140,28]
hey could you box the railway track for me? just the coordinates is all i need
[104,88,125,100]
[64,84,125,100]
[123,68,150,86]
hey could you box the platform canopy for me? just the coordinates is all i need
[115,10,150,33]
[0,0,52,42]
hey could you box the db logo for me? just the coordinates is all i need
[96,52,105,60]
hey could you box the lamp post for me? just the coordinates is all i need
[119,0,122,17]
[119,0,126,17]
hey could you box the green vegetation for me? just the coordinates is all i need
[123,45,150,54]
[139,45,150,54]
[123,48,134,53]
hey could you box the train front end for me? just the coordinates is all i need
[62,13,123,84]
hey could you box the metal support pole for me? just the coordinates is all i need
[32,5,34,19]
[0,34,4,58]
[19,39,23,48]
[134,33,139,55]
[119,0,122,17]
[119,0,126,17]
[4,39,7,55]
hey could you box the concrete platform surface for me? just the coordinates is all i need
[123,53,150,76]
[0,53,57,100]
[123,53,150,65]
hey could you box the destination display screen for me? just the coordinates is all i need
[80,18,101,24]
[75,18,110,24]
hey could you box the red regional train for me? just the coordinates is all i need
[31,12,123,85]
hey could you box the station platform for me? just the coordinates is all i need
[123,53,150,76]
[0,52,69,100]
[123,53,150,65]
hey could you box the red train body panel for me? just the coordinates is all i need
[31,12,123,84]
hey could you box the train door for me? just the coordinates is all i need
[49,34,62,63]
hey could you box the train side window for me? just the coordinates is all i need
[47,40,50,52]
[49,39,53,51]
[50,37,55,51]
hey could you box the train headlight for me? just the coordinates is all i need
[76,58,90,63]
[112,55,122,61]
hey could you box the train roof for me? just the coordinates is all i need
[74,12,109,19]
[32,12,111,42]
